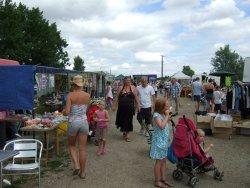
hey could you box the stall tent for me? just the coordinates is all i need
[0,65,82,110]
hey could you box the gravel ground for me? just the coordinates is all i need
[20,97,250,188]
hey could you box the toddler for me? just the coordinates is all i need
[94,101,110,156]
[197,129,214,154]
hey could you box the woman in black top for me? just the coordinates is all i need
[113,77,140,142]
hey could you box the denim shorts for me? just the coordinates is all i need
[67,118,89,136]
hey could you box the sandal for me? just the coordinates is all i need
[161,180,174,187]
[78,173,86,180]
[125,137,131,142]
[72,169,80,176]
[154,181,168,188]
[123,133,126,139]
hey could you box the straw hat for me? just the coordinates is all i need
[72,75,84,87]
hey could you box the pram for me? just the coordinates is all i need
[172,116,223,187]
[86,98,102,144]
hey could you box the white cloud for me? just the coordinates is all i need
[135,51,162,63]
[11,0,250,76]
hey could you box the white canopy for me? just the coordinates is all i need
[172,71,191,80]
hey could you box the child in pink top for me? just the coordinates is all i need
[94,101,110,156]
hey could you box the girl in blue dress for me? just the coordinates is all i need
[150,98,174,188]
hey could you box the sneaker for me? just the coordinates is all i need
[139,128,144,135]
[144,132,150,137]
[15,133,22,138]
[148,125,154,131]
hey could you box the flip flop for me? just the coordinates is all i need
[125,137,131,142]
[72,169,80,176]
[78,173,86,180]
[161,180,174,187]
[154,181,168,188]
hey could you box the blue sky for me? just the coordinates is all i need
[14,0,250,76]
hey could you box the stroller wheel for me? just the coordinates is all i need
[172,169,183,181]
[189,176,198,187]
[213,169,224,181]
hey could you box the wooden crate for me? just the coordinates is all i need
[213,119,233,128]
[212,127,233,139]
[196,122,211,130]
[235,120,250,136]
[231,113,241,122]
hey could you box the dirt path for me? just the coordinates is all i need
[21,98,250,188]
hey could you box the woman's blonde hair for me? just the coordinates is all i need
[70,83,82,92]
[154,98,168,114]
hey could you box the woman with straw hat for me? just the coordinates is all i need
[63,75,90,179]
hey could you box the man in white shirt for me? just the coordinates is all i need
[137,77,155,136]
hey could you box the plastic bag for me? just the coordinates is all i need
[167,143,177,164]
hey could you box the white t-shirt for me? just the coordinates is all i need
[137,85,155,108]
[106,85,113,99]
[213,90,222,104]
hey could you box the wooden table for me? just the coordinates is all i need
[0,150,19,188]
[20,121,67,166]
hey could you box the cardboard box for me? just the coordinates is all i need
[196,115,212,123]
[231,114,241,122]
[213,132,232,139]
[212,127,233,139]
[213,119,232,128]
[196,122,211,130]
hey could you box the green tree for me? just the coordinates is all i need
[182,66,195,77]
[73,55,85,71]
[0,0,69,68]
[211,44,245,80]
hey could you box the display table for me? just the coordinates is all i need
[20,120,67,166]
[0,150,19,188]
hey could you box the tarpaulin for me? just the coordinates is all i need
[0,66,35,110]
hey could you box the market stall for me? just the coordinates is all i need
[0,65,80,155]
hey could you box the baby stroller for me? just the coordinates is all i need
[172,116,223,187]
[87,99,102,144]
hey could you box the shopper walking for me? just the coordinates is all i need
[112,76,140,142]
[137,77,155,137]
[192,77,203,112]
[63,75,90,179]
[170,78,181,115]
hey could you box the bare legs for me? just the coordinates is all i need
[68,136,80,170]
[68,134,87,177]
[154,159,167,187]
[78,134,87,177]
[154,158,172,188]
[195,101,200,112]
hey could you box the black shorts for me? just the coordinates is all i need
[137,107,152,125]
[214,104,221,112]
[194,95,201,102]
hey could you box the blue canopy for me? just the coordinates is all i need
[0,65,35,110]
[0,65,82,110]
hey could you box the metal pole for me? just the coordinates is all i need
[161,55,164,78]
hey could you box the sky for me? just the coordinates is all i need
[13,0,250,76]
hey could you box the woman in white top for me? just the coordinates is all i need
[105,81,113,110]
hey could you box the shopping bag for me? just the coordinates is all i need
[167,143,177,164]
